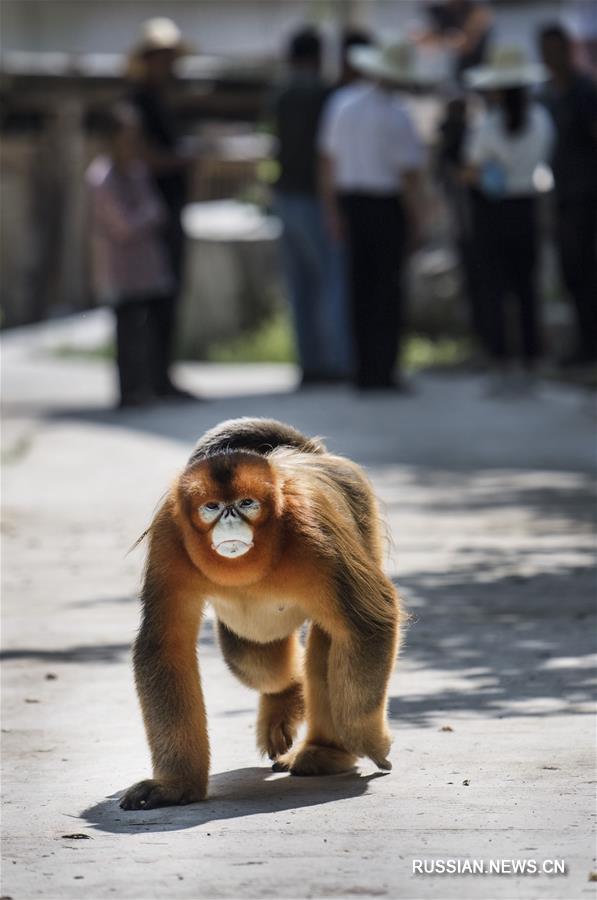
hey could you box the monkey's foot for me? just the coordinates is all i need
[257,682,304,760]
[273,743,357,776]
[119,778,206,810]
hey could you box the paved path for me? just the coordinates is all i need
[1,315,595,899]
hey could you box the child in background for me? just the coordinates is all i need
[86,105,181,408]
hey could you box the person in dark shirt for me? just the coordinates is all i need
[127,17,196,399]
[270,28,345,385]
[417,1,493,82]
[539,23,597,365]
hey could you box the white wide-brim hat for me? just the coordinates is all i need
[348,38,437,87]
[465,46,548,90]
[129,17,192,60]
[127,17,193,79]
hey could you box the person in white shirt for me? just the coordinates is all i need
[319,39,428,390]
[464,47,554,385]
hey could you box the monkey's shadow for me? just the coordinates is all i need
[81,767,386,835]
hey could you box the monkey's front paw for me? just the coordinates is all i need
[257,683,304,761]
[265,722,295,760]
[119,778,206,810]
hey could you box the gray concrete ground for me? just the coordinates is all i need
[1,315,596,900]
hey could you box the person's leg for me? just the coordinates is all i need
[147,293,178,395]
[295,195,339,378]
[556,192,597,361]
[321,235,353,378]
[341,195,377,387]
[114,297,153,406]
[477,199,509,366]
[370,197,406,386]
[508,198,541,368]
[275,192,324,379]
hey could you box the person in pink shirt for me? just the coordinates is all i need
[87,105,192,408]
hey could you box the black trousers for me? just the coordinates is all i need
[476,195,541,365]
[114,293,175,402]
[340,193,406,387]
[555,190,597,360]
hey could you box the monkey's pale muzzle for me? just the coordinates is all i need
[211,515,254,558]
[213,539,253,558]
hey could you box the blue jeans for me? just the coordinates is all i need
[275,191,351,378]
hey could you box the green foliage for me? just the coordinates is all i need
[207,310,296,363]
[52,341,115,360]
[208,310,472,369]
[48,311,473,370]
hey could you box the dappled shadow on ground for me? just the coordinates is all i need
[379,467,597,530]
[0,619,217,665]
[392,564,596,727]
[81,767,385,835]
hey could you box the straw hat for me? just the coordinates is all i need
[127,18,192,77]
[348,37,437,87]
[465,46,548,90]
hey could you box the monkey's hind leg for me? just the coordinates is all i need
[217,622,304,760]
[274,624,357,776]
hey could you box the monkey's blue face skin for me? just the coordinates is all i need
[198,499,261,558]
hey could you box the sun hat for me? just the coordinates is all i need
[348,36,437,87]
[127,18,193,77]
[464,46,548,90]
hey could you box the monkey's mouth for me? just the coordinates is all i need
[212,540,253,558]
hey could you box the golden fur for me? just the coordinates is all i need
[120,418,402,810]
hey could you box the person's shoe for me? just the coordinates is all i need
[154,382,200,402]
[356,376,414,394]
[299,372,350,388]
[117,389,155,410]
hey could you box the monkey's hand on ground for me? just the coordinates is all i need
[119,777,206,811]
[257,682,305,760]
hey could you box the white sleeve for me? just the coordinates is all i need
[392,107,425,171]
[318,95,342,158]
[465,119,490,165]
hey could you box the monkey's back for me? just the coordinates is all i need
[188,417,325,467]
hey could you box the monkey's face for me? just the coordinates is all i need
[197,497,260,558]
[177,453,284,585]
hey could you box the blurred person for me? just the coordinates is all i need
[320,38,427,391]
[317,29,375,380]
[414,0,493,82]
[464,48,554,392]
[127,17,195,399]
[434,93,487,355]
[539,24,597,366]
[270,27,344,386]
[564,1,597,79]
[86,106,179,409]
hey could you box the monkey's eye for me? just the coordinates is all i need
[199,501,223,522]
[239,498,256,508]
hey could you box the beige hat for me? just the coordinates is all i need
[348,37,437,87]
[127,18,192,77]
[465,46,547,90]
